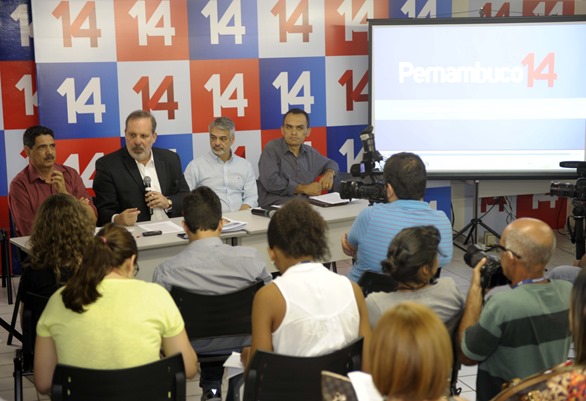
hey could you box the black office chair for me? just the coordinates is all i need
[357,271,397,297]
[244,337,364,401]
[51,353,186,401]
[170,280,264,363]
[13,292,49,401]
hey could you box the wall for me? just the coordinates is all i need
[0,0,584,239]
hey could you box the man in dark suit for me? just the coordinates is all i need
[93,110,190,226]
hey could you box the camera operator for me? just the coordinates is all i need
[341,152,453,282]
[458,218,572,401]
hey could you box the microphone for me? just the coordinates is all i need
[251,208,276,218]
[143,176,153,215]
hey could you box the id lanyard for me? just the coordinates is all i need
[511,277,546,289]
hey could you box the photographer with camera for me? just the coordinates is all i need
[342,152,452,282]
[458,218,572,401]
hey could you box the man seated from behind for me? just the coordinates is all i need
[153,186,272,401]
[459,218,572,401]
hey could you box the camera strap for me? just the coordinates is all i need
[511,277,546,289]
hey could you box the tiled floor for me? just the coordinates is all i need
[0,231,576,401]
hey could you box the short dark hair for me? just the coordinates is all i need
[23,126,54,148]
[183,187,222,233]
[381,226,442,285]
[267,198,329,261]
[283,108,310,128]
[383,152,427,200]
[125,110,157,134]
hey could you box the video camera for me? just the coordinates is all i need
[339,126,387,204]
[550,161,586,259]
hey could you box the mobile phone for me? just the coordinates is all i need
[177,233,188,240]
[142,230,162,237]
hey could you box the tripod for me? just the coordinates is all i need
[567,201,586,260]
[453,180,501,251]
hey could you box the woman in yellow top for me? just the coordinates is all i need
[34,223,197,394]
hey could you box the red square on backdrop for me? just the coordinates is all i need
[55,137,122,196]
[522,0,574,15]
[0,61,38,130]
[516,194,567,229]
[190,59,261,133]
[325,0,388,56]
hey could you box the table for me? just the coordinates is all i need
[10,199,369,282]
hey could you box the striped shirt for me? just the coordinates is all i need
[347,200,453,282]
[462,280,572,401]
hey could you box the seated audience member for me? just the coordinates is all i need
[34,224,197,394]
[546,253,584,283]
[184,117,258,212]
[459,218,572,401]
[153,186,271,401]
[342,152,452,282]
[370,302,466,401]
[366,226,464,330]
[9,125,97,236]
[228,199,371,400]
[257,108,339,208]
[539,267,586,398]
[93,110,190,226]
[18,194,95,312]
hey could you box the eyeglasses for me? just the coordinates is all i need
[491,244,522,260]
[133,263,140,277]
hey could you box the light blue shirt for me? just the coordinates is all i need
[184,150,258,212]
[347,200,453,282]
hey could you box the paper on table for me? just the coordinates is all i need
[309,192,349,206]
[223,352,244,379]
[222,217,247,233]
[348,371,383,401]
[136,221,183,234]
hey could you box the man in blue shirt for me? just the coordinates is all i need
[257,108,339,207]
[342,152,453,282]
[184,117,258,212]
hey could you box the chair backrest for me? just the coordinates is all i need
[357,271,397,297]
[244,337,364,401]
[170,280,264,340]
[21,292,49,370]
[50,353,186,401]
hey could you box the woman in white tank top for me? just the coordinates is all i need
[240,198,371,370]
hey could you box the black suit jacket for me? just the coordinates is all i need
[93,147,190,226]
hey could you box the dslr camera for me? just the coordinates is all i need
[464,245,510,290]
[339,126,386,204]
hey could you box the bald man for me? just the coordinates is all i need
[458,218,572,401]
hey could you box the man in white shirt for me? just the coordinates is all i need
[184,117,258,212]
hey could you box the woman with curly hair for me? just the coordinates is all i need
[18,193,95,303]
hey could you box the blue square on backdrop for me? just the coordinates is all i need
[259,57,326,130]
[36,62,120,139]
[122,133,193,172]
[326,125,366,174]
[424,186,451,220]
[389,0,451,18]
[0,0,35,61]
[188,0,258,60]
